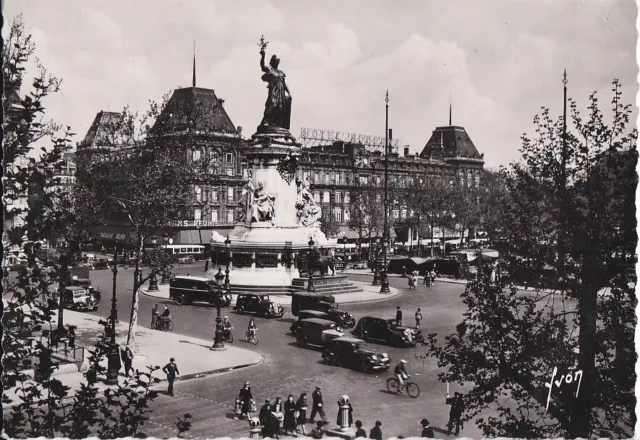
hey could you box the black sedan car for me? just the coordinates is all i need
[235,294,284,318]
[296,318,344,348]
[322,337,391,373]
[351,316,421,347]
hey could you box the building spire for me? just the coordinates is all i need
[192,41,196,87]
[449,92,452,126]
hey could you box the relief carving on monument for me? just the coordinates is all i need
[295,177,322,226]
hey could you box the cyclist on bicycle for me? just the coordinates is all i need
[394,360,409,393]
[247,318,257,337]
[223,316,233,337]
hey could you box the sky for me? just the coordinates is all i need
[5,0,637,167]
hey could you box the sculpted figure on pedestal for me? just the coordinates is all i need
[251,181,276,224]
[235,178,254,224]
[257,35,292,132]
[295,177,322,226]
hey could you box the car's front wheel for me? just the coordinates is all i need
[174,295,185,306]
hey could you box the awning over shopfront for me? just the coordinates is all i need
[177,229,231,245]
[337,226,397,241]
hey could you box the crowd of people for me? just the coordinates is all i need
[229,379,461,438]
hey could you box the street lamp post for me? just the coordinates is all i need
[307,237,315,292]
[372,240,380,285]
[211,267,226,350]
[380,91,391,293]
[225,235,231,289]
[160,233,170,284]
[148,235,159,291]
[105,244,120,385]
[342,235,347,268]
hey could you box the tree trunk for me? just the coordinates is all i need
[126,236,145,347]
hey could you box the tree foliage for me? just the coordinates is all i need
[2,15,190,438]
[423,79,637,438]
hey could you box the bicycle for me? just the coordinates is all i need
[155,317,174,332]
[245,329,259,345]
[386,376,420,398]
[223,328,234,343]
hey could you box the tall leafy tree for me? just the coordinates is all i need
[423,79,636,438]
[347,177,384,260]
[2,16,187,438]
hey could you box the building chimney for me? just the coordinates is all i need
[403,147,409,157]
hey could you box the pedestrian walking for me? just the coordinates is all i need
[283,395,297,435]
[355,420,366,438]
[369,420,382,440]
[204,259,209,272]
[446,392,464,436]
[395,306,403,326]
[415,308,423,328]
[120,345,133,376]
[402,266,407,278]
[295,393,308,435]
[309,386,327,424]
[162,357,180,396]
[67,326,76,351]
[271,397,284,437]
[238,381,253,419]
[420,419,435,438]
[311,421,324,439]
[151,304,159,329]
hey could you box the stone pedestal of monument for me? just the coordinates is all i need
[209,128,336,288]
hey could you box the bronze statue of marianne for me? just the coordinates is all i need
[258,35,292,131]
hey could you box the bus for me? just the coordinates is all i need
[160,244,207,261]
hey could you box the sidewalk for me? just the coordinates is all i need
[141,280,399,305]
[2,309,262,409]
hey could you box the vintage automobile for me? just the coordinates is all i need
[296,318,344,348]
[290,292,356,328]
[62,286,99,312]
[91,259,110,270]
[235,294,284,318]
[177,255,196,265]
[322,337,391,373]
[351,316,422,347]
[170,276,232,307]
[290,310,331,335]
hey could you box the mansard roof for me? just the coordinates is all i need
[80,111,124,147]
[154,87,239,135]
[419,126,482,160]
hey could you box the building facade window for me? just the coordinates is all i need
[226,153,233,163]
[375,175,381,185]
[324,173,330,184]
[360,175,369,185]
[343,209,350,222]
[314,172,319,183]
[211,190,218,202]
[303,171,310,181]
[333,207,342,223]
[335,172,340,184]
[211,210,219,222]
[227,210,234,223]
[195,186,202,202]
[313,192,320,203]
[226,168,234,176]
[335,192,341,203]
[192,148,202,162]
[194,208,202,221]
[323,191,330,203]
[227,187,234,202]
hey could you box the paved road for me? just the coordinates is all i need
[6,265,577,438]
[66,266,481,438]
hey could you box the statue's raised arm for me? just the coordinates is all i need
[257,34,292,131]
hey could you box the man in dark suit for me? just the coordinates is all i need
[162,357,180,397]
[309,386,327,424]
[369,420,382,440]
[395,306,403,326]
[446,392,464,436]
[420,418,435,438]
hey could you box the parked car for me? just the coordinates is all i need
[296,318,344,348]
[290,310,331,335]
[322,337,391,373]
[170,276,231,306]
[290,292,356,328]
[70,277,102,303]
[62,286,99,312]
[351,316,421,347]
[91,259,110,270]
[177,255,196,265]
[235,294,284,318]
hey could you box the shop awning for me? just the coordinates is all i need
[178,229,231,245]
[337,226,397,241]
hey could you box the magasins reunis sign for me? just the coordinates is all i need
[170,220,218,228]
